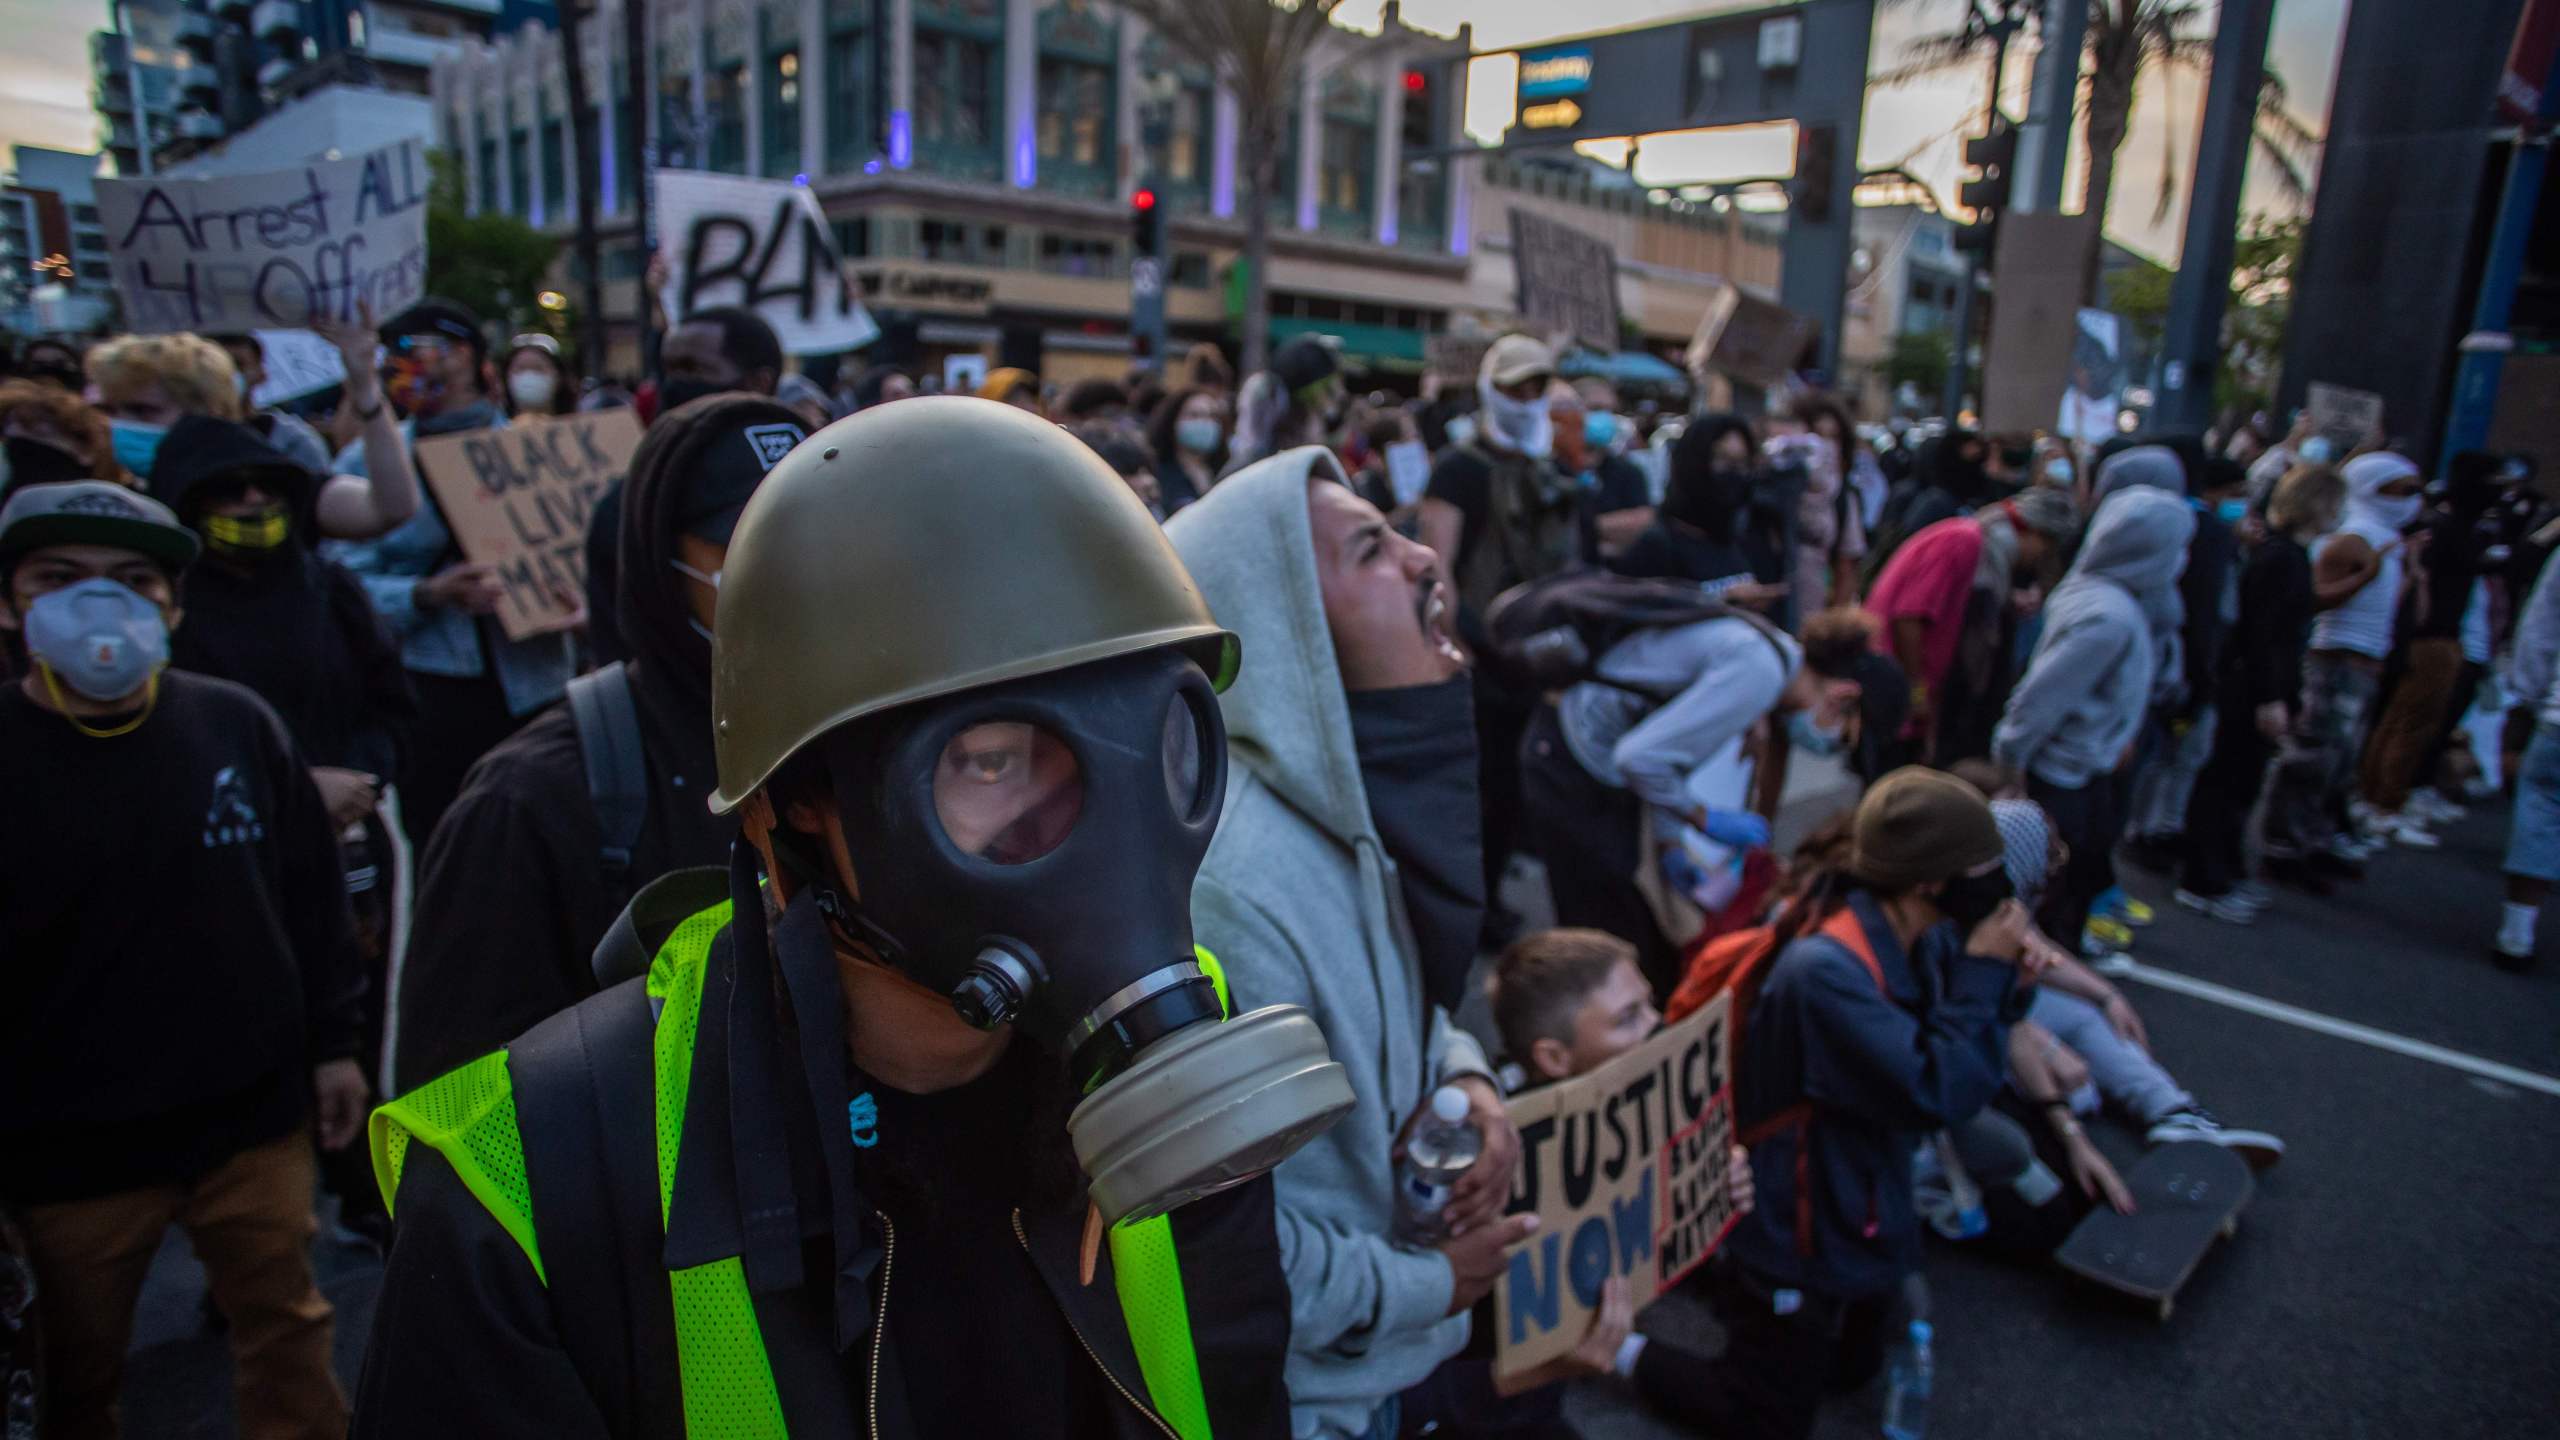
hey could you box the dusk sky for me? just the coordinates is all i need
[5,0,2356,263]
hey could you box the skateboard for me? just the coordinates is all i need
[2053,1140,2253,1322]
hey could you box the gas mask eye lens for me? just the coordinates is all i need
[932,721,1083,864]
[1162,690,1206,820]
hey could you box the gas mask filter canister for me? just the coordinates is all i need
[817,647,1353,1224]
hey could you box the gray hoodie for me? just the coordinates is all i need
[1993,487,2194,787]
[1165,447,1493,1439]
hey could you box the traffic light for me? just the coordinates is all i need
[1953,124,2017,258]
[1130,187,1163,258]
[1793,123,1836,225]
[1401,67,1435,151]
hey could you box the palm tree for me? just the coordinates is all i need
[1877,0,2322,300]
[1116,0,1346,376]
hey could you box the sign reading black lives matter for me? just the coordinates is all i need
[416,409,644,641]
[95,140,429,334]
[1493,993,1739,1380]
[656,169,881,356]
[1508,209,1620,354]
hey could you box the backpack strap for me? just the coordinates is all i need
[1734,906,1892,1258]
[593,866,734,993]
[370,1052,545,1284]
[566,662,649,894]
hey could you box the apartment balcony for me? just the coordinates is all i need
[363,24,466,70]
[213,0,255,19]
[175,9,220,60]
[175,107,226,141]
[252,0,302,44]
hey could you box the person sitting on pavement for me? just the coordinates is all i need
[1167,446,1526,1440]
[1993,488,2195,957]
[0,481,367,1440]
[1721,767,2032,1440]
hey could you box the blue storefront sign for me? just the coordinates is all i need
[1517,45,1595,101]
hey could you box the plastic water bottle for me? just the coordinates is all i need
[1392,1085,1482,1247]
[1881,1320,1933,1440]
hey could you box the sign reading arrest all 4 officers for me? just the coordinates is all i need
[1493,993,1740,1380]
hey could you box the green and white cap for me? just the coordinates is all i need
[0,481,200,574]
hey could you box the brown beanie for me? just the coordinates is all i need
[1850,767,2006,890]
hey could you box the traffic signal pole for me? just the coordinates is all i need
[1941,1,2026,422]
[2152,0,2274,433]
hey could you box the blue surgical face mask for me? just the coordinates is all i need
[1444,414,1478,449]
[24,576,170,704]
[1584,411,1619,449]
[2215,497,2249,524]
[1176,417,1223,455]
[110,419,168,480]
[1788,707,1846,758]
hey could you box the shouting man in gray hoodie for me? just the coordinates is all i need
[1994,485,2196,947]
[1168,448,1530,1440]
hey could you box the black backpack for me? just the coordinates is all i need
[1483,568,1788,694]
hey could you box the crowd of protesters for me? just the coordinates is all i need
[1,292,2552,1440]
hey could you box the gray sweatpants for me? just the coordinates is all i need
[2027,988,2193,1124]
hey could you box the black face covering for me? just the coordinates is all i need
[813,646,1229,1092]
[1937,863,2016,935]
[656,374,728,415]
[1345,675,1486,1014]
[5,435,89,489]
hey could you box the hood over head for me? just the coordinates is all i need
[618,393,809,708]
[1663,411,1755,539]
[2340,451,2423,534]
[1916,429,1991,504]
[2092,444,2189,507]
[2062,483,2194,600]
[149,414,318,531]
[1165,445,1379,849]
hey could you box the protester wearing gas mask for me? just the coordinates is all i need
[358,400,1330,1440]
[391,395,808,1092]
[0,481,366,1440]
[1724,768,2031,1440]
[585,305,784,664]
[1167,449,1525,1440]
[94,318,421,540]
[327,297,576,848]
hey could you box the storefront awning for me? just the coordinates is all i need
[1558,347,1690,391]
[1268,316,1426,373]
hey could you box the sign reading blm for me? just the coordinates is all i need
[1493,992,1740,1380]
[96,141,429,334]
[1509,209,1620,354]
[416,409,644,641]
[657,169,882,356]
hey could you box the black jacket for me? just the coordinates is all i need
[356,894,1292,1440]
[393,397,800,1091]
[2226,534,2316,715]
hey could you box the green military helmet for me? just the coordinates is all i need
[708,395,1239,815]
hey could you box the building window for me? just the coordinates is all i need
[833,216,870,259]
[763,18,802,178]
[1171,250,1209,288]
[1037,232,1116,278]
[707,61,747,171]
[1036,58,1111,187]
[508,129,531,213]
[658,41,700,169]
[915,0,1001,180]
[72,204,98,224]
[827,21,870,172]
[477,136,498,212]
[79,260,109,281]
[919,218,1004,264]
[1317,73,1375,238]
[542,116,565,205]
[1266,104,1298,226]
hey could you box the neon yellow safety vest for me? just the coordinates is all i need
[369,898,1234,1439]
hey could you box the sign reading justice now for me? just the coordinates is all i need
[95,140,430,335]
[1493,993,1739,1379]
[417,409,643,641]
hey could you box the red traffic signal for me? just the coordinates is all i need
[1132,187,1157,211]
[1403,69,1427,93]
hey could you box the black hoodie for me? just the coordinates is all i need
[155,415,418,778]
[394,396,808,1090]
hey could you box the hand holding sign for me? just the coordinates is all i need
[415,410,644,639]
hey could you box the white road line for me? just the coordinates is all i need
[2117,960,2560,1100]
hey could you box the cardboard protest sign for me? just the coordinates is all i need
[2056,309,2125,445]
[1509,209,1620,354]
[1979,210,2097,435]
[1427,334,1495,387]
[248,329,346,407]
[1493,993,1739,1379]
[96,140,428,334]
[416,409,643,640]
[1687,281,1816,391]
[657,169,882,356]
[2307,382,2384,457]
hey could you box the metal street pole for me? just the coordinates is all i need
[2010,0,2085,215]
[624,0,659,376]
[2153,0,2274,434]
[113,0,153,177]
[1942,1,2025,422]
[2442,46,2560,465]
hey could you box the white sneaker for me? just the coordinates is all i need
[2464,775,2501,800]
[2231,878,2274,907]
[2146,1107,2285,1169]
[2384,814,2443,849]
[2086,948,2137,977]
[2409,787,2468,825]
[2174,888,2259,924]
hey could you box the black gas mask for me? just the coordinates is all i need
[808,646,1352,1223]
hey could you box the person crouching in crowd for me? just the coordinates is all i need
[1992,488,2195,952]
[1721,768,2030,1440]
[0,482,367,1440]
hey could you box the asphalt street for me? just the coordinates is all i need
[114,781,2560,1438]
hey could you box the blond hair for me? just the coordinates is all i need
[88,333,243,422]
[2268,462,2345,537]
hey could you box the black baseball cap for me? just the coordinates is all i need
[0,480,200,574]
[677,406,809,544]
[380,297,486,356]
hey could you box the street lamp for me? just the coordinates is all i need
[536,290,569,311]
